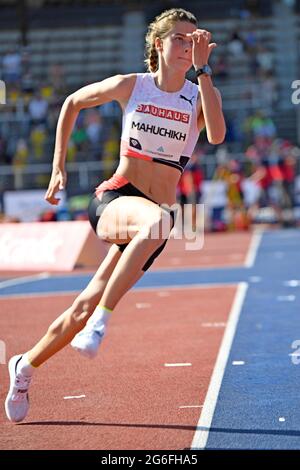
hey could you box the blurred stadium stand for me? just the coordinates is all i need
[0,0,300,229]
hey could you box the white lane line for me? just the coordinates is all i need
[232,361,245,366]
[244,230,263,268]
[277,295,295,302]
[201,322,226,328]
[157,291,170,297]
[164,363,192,367]
[284,280,300,287]
[136,303,151,309]
[0,283,240,300]
[0,282,236,300]
[63,395,86,400]
[249,276,261,283]
[135,282,240,293]
[190,282,248,450]
[0,272,49,289]
[179,405,203,409]
[0,290,81,300]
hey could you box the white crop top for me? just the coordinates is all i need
[120,73,200,173]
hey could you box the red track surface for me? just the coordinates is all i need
[0,231,252,449]
[0,287,236,450]
[154,231,252,269]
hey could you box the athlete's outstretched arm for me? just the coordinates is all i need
[45,74,136,205]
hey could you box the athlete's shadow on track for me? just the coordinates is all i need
[18,423,300,437]
[18,421,196,431]
[209,426,300,437]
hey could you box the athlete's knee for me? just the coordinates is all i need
[70,298,97,324]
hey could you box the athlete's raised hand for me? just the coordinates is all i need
[186,29,217,69]
[44,166,67,205]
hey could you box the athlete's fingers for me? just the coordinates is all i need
[208,42,217,52]
[59,172,67,190]
[44,181,61,205]
[44,191,60,205]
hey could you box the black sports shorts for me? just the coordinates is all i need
[88,178,176,272]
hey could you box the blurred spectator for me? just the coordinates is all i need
[13,138,29,168]
[83,109,104,159]
[243,110,276,144]
[30,125,47,161]
[40,82,55,102]
[21,72,36,95]
[2,49,22,86]
[28,93,49,127]
[241,167,262,220]
[260,71,278,112]
[280,149,297,207]
[177,151,204,232]
[213,159,249,230]
[214,55,229,79]
[102,123,121,178]
[49,63,67,96]
[72,120,88,153]
[246,0,264,16]
[100,101,121,121]
[216,144,229,165]
[0,134,12,165]
[227,31,245,56]
[84,110,103,146]
[38,210,56,222]
[66,138,77,163]
[256,44,274,75]
[204,164,228,231]
[244,30,258,53]
[21,48,31,76]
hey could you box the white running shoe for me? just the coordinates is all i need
[5,355,31,423]
[71,322,105,359]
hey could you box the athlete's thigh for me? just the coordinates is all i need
[96,196,163,245]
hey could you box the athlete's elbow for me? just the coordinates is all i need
[207,132,226,145]
[66,93,81,113]
[207,123,226,145]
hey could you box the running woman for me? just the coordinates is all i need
[5,8,225,423]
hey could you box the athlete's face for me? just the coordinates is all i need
[158,21,197,72]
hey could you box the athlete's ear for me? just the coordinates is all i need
[155,37,163,52]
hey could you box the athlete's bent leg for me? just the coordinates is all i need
[72,197,173,358]
[5,244,122,422]
[27,244,122,366]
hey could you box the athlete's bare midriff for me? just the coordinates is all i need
[115,155,181,207]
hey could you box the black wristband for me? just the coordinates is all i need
[195,68,205,78]
[195,65,212,78]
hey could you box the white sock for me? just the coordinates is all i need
[17,352,35,377]
[86,305,112,332]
